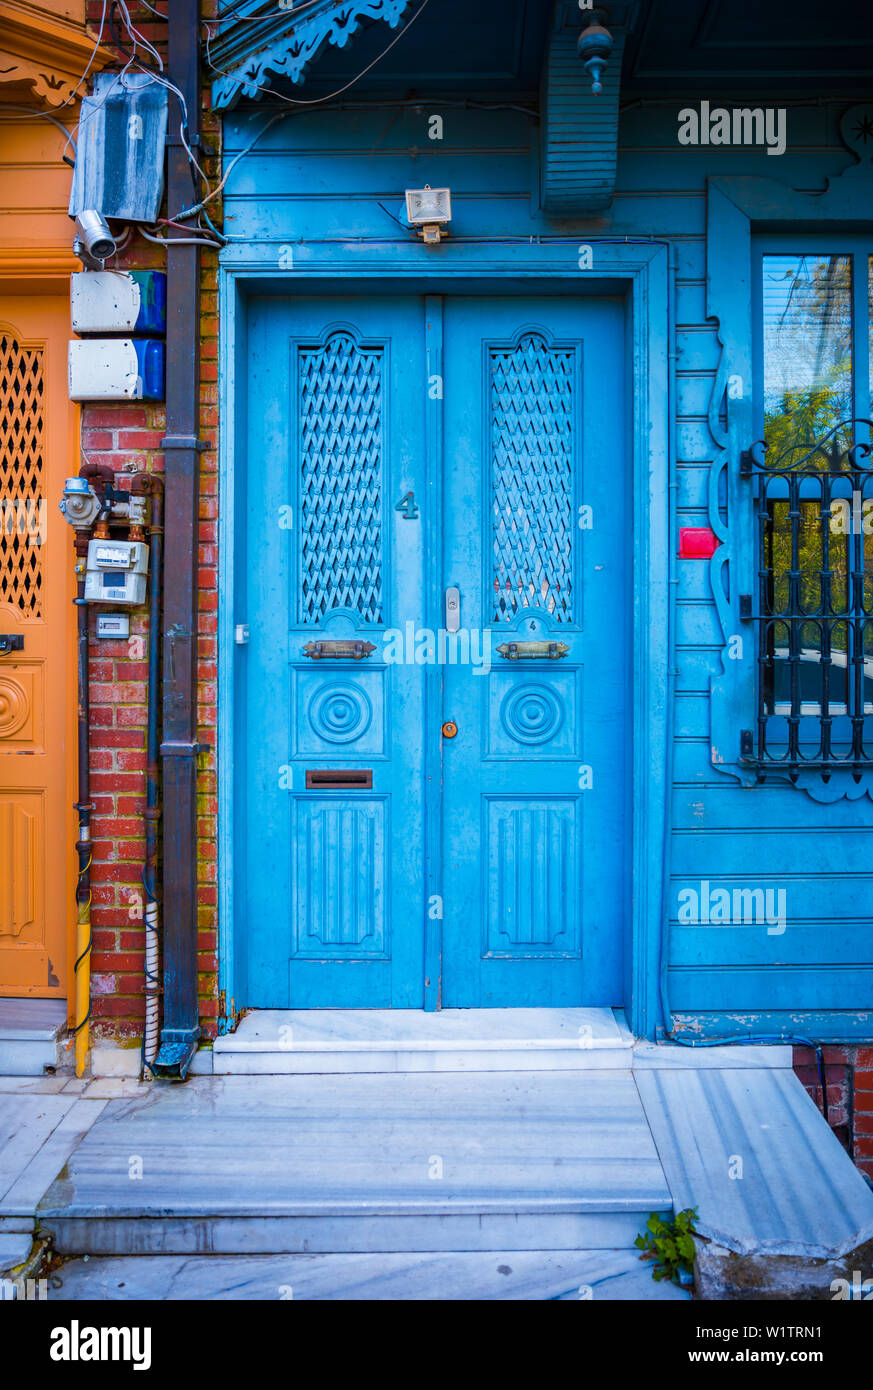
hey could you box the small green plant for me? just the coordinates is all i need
[634,1207,698,1286]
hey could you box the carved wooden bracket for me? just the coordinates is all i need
[208,0,414,111]
[0,1,112,107]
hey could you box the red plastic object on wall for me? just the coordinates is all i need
[679,527,720,558]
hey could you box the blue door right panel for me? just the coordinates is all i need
[440,297,629,1006]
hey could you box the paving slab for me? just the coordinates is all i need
[49,1249,689,1301]
[0,1232,33,1274]
[0,1095,77,1207]
[0,1092,108,1225]
[637,1066,873,1259]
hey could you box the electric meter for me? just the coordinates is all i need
[84,538,149,606]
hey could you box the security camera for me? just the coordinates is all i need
[73,210,116,269]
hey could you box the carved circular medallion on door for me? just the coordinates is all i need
[309,682,372,744]
[0,675,28,739]
[500,683,565,745]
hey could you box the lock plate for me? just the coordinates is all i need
[445,586,460,633]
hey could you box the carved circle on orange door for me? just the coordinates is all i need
[310,682,372,743]
[0,676,28,738]
[500,683,564,744]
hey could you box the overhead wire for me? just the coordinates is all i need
[176,0,431,224]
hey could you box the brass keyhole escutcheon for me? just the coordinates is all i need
[442,720,458,739]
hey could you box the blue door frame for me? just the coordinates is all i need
[217,242,671,1037]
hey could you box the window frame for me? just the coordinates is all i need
[705,166,873,800]
[747,235,873,773]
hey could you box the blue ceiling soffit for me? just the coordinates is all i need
[540,1,633,216]
[69,72,168,223]
[208,0,415,111]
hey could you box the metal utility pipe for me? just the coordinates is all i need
[154,0,203,1079]
[73,532,92,1078]
[132,473,164,1072]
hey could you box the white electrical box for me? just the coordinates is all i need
[71,270,167,335]
[96,612,131,639]
[68,338,165,401]
[84,539,149,606]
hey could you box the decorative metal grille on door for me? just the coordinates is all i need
[298,330,383,624]
[490,331,574,622]
[0,331,44,619]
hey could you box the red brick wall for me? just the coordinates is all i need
[82,2,220,1046]
[793,1047,873,1183]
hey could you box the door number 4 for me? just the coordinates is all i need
[394,491,419,520]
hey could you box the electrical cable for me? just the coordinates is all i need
[139,224,223,247]
[116,0,164,71]
[0,104,78,148]
[214,0,325,23]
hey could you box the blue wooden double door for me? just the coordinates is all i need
[243,293,629,1009]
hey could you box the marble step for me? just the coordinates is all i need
[0,999,69,1077]
[211,1007,633,1074]
[38,1070,672,1255]
[49,1250,689,1301]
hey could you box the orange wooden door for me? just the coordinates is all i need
[0,295,76,1001]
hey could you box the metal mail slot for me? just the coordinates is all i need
[496,641,569,660]
[303,640,376,660]
[305,769,373,789]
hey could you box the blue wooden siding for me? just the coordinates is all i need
[221,93,872,1033]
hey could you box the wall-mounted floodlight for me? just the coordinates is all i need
[405,185,452,244]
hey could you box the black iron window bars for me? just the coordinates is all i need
[740,419,873,782]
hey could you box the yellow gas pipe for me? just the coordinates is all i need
[73,544,92,1077]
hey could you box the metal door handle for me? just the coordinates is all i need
[0,635,24,655]
[496,640,569,660]
[445,587,460,633]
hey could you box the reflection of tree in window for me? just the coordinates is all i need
[763,254,852,462]
[760,254,873,721]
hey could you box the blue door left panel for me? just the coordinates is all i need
[243,297,427,1007]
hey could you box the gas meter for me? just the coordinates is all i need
[84,538,148,606]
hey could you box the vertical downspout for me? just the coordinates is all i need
[73,533,92,1078]
[133,474,163,1071]
[153,0,203,1079]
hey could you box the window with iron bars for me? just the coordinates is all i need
[743,244,873,783]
